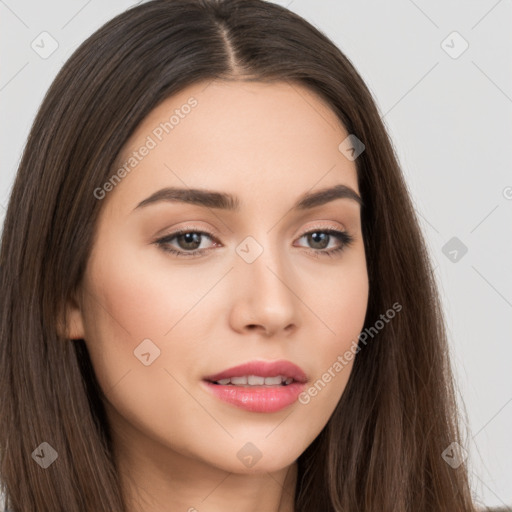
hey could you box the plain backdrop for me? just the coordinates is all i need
[1,0,511,509]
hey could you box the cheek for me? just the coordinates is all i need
[298,255,368,412]
[84,235,220,339]
[308,248,369,346]
[80,240,228,399]
[79,252,218,452]
[78,247,186,395]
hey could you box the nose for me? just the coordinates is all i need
[228,240,301,337]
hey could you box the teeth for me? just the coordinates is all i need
[214,375,294,386]
[230,376,248,385]
[264,376,282,385]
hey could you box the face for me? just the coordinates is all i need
[65,80,369,476]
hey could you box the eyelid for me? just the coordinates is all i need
[156,224,220,242]
[298,221,347,236]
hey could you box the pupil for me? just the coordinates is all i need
[308,232,328,249]
[179,233,201,250]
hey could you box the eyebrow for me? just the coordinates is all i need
[133,183,363,212]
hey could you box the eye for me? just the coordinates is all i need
[295,228,354,257]
[154,226,354,258]
[155,228,219,258]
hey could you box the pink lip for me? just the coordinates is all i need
[202,360,308,413]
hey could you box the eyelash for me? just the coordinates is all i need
[154,226,354,259]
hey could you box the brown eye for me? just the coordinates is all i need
[174,232,203,251]
[305,232,330,250]
[296,229,354,256]
[155,229,218,258]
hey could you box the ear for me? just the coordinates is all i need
[56,289,86,340]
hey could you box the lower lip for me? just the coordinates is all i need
[202,381,306,413]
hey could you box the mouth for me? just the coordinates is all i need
[202,360,308,413]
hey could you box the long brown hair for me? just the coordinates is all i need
[0,0,477,510]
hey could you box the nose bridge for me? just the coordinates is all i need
[231,232,299,333]
[236,232,288,290]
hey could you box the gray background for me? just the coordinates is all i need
[1,0,511,508]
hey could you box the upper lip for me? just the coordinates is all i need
[204,360,308,383]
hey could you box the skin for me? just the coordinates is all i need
[63,80,369,512]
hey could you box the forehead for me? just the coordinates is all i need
[105,80,359,214]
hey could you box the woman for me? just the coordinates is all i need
[0,0,478,510]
